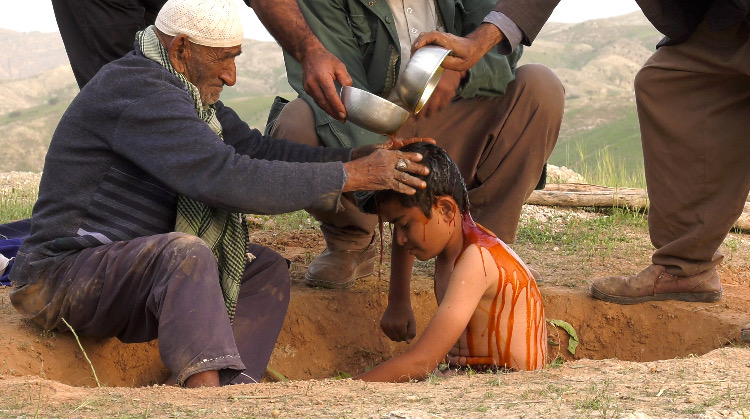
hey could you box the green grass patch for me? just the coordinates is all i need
[221,91,295,131]
[551,109,646,188]
[516,206,647,258]
[0,187,37,223]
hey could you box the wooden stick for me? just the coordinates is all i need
[526,183,648,209]
[526,183,750,232]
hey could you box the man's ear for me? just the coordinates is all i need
[435,196,458,224]
[168,34,192,74]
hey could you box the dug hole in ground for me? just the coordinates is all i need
[2,170,750,417]
[2,234,749,388]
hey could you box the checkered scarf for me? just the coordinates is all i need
[136,26,248,321]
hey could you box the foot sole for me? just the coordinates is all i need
[590,287,723,305]
[302,259,376,290]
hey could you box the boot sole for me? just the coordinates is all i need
[303,259,376,290]
[590,287,723,305]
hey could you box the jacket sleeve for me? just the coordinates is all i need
[450,0,524,98]
[491,0,561,45]
[283,0,390,148]
[111,85,347,215]
[216,101,352,163]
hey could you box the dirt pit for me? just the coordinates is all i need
[1,259,748,389]
[1,202,750,391]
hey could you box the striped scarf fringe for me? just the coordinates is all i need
[136,27,248,321]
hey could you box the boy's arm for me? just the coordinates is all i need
[381,242,417,343]
[357,245,497,382]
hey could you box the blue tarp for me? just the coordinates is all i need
[0,219,31,285]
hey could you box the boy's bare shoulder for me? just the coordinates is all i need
[454,243,500,279]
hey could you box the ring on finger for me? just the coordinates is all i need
[395,159,408,171]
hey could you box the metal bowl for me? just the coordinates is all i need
[341,86,410,135]
[395,46,451,114]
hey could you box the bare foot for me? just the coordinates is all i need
[185,370,220,388]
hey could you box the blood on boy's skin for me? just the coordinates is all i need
[356,192,546,383]
[449,215,547,371]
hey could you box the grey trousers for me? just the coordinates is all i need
[636,19,750,276]
[10,232,290,386]
[271,64,564,247]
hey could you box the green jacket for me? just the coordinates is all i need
[284,0,523,147]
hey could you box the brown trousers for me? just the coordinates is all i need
[271,64,564,248]
[636,19,750,277]
[10,233,290,386]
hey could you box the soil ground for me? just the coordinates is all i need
[2,172,750,417]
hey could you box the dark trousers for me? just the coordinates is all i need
[52,0,167,88]
[271,64,564,246]
[10,233,290,386]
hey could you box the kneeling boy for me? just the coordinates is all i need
[357,142,547,382]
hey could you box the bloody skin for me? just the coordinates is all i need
[364,196,546,381]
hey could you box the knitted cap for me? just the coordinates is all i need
[155,0,244,48]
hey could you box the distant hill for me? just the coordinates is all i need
[0,37,293,172]
[0,12,662,174]
[519,12,662,178]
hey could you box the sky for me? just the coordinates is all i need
[1,0,640,40]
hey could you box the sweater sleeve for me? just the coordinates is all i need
[111,85,347,215]
[215,101,352,163]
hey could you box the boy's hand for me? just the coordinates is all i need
[380,303,417,343]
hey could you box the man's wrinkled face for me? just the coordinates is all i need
[183,43,242,106]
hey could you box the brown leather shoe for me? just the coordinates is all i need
[590,264,722,305]
[303,240,377,289]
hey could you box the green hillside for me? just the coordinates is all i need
[222,92,295,132]
[0,12,662,185]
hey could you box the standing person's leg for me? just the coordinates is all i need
[229,243,291,384]
[269,99,378,289]
[590,19,750,304]
[10,233,245,387]
[397,63,564,243]
[52,0,167,88]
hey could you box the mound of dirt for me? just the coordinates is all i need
[3,275,750,388]
[3,171,750,416]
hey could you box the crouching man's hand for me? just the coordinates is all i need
[342,148,429,194]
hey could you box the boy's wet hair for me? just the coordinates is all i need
[369,142,469,217]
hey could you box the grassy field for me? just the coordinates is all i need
[221,91,296,131]
[550,107,645,187]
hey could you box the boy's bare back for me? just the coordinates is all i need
[436,218,547,371]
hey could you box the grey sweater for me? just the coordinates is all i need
[11,48,351,286]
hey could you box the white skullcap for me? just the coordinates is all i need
[155,0,244,48]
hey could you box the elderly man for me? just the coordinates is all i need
[414,1,750,336]
[9,0,429,388]
[268,0,565,290]
[52,0,352,120]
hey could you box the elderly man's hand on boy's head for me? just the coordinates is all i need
[342,149,428,194]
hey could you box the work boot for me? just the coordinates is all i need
[590,264,722,305]
[304,240,377,289]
